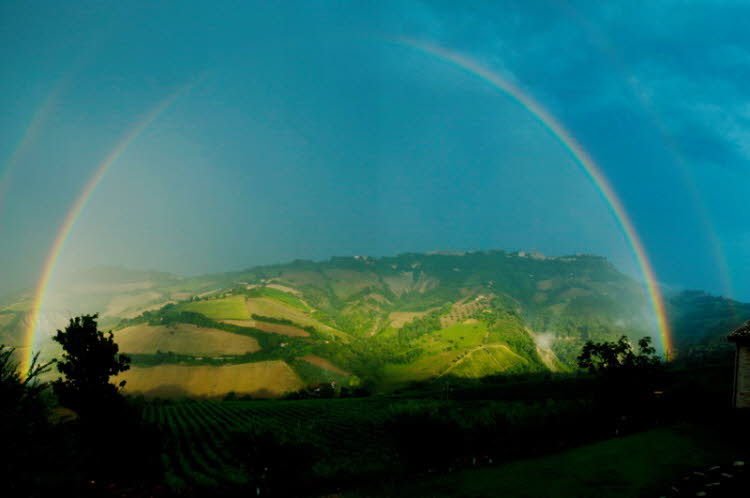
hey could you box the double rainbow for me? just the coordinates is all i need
[20,43,673,376]
[20,84,190,375]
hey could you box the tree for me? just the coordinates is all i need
[52,314,131,417]
[577,335,663,429]
[1,346,74,495]
[577,335,661,375]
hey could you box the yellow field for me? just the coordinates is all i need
[302,355,350,375]
[245,297,342,336]
[255,321,310,337]
[114,324,260,355]
[118,361,303,398]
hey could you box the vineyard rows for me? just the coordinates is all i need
[144,398,397,488]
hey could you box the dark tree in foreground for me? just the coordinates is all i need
[577,336,663,430]
[0,346,78,496]
[52,314,131,417]
[51,315,162,491]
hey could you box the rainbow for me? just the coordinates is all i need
[399,39,672,356]
[559,7,733,298]
[0,79,70,228]
[20,85,191,376]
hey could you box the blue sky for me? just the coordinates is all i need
[1,1,749,300]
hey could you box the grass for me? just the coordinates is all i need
[417,322,488,354]
[447,346,529,378]
[383,351,463,385]
[247,287,310,311]
[383,322,514,385]
[350,424,740,498]
[245,297,346,338]
[180,296,250,320]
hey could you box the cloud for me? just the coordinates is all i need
[404,1,750,170]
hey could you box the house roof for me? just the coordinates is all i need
[729,320,750,342]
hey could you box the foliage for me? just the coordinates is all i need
[577,335,661,375]
[0,345,69,496]
[397,311,442,344]
[52,314,131,417]
[577,335,664,422]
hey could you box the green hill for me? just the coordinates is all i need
[1,250,745,396]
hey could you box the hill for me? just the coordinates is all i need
[1,250,746,397]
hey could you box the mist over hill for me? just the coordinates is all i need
[1,249,745,397]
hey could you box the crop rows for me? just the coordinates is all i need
[146,398,397,488]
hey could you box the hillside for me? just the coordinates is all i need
[1,250,745,397]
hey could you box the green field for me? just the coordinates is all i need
[145,398,402,487]
[247,286,310,311]
[179,296,250,320]
[143,397,596,490]
[418,322,488,353]
[143,393,744,497]
[382,322,531,385]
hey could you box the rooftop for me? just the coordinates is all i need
[728,320,750,342]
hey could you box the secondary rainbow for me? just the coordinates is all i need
[400,39,672,356]
[20,86,189,376]
[0,79,70,227]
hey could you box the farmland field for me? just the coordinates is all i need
[180,296,250,320]
[143,397,597,491]
[244,297,342,335]
[144,398,401,488]
[119,361,302,398]
[114,323,260,355]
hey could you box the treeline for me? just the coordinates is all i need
[251,314,319,335]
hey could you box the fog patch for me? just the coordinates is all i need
[533,331,556,350]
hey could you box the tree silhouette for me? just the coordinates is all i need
[577,335,663,430]
[1,346,77,495]
[577,335,660,375]
[52,314,130,418]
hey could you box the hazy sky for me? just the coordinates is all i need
[1,1,749,300]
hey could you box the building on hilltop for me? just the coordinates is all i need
[729,321,750,408]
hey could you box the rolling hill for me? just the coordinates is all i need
[1,250,746,397]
